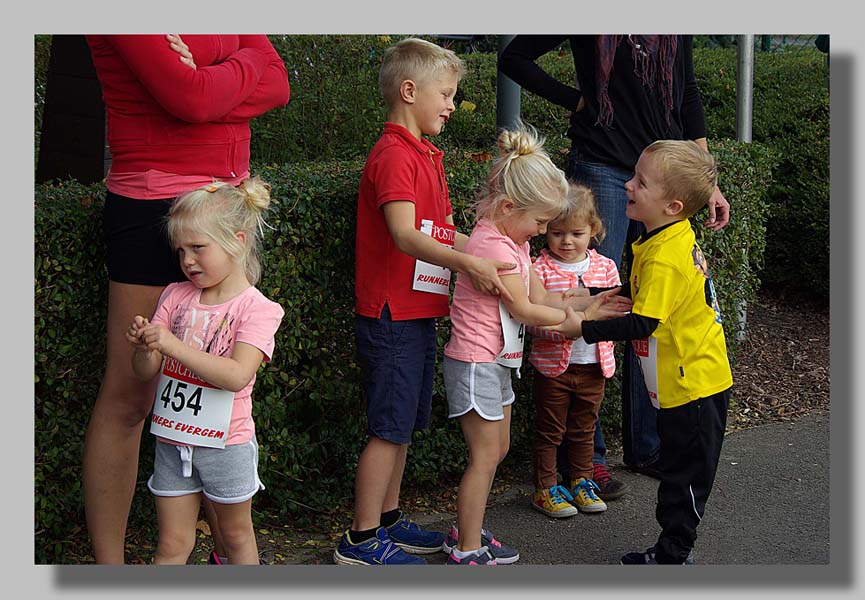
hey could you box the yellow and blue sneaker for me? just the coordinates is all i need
[532,485,579,518]
[569,477,608,513]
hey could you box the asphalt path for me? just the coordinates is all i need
[415,410,831,567]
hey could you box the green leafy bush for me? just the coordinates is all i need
[694,47,829,296]
[34,36,826,297]
[34,180,108,561]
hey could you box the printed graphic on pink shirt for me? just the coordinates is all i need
[151,305,237,448]
[147,282,284,447]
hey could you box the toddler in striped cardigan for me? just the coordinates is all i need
[527,184,621,518]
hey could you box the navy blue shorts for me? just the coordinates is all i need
[102,191,186,286]
[354,304,437,444]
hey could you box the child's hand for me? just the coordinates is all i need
[542,306,585,339]
[584,288,632,321]
[466,255,516,303]
[562,287,589,301]
[137,322,181,356]
[126,316,150,349]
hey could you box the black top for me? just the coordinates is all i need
[499,35,707,173]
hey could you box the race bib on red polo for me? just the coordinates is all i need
[149,357,234,448]
[412,219,456,295]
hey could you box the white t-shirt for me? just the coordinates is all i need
[550,255,600,365]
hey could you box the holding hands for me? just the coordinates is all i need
[581,287,632,321]
[562,286,632,320]
[561,286,589,301]
[545,287,632,339]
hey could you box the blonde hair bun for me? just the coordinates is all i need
[497,125,544,159]
[238,176,272,213]
[472,120,568,222]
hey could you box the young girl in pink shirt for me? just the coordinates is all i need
[441,123,630,565]
[126,178,284,564]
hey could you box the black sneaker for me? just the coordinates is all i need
[620,545,695,565]
[592,463,629,500]
[625,460,664,480]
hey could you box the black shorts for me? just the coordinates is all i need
[102,191,186,286]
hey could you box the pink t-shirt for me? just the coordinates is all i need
[444,218,531,363]
[150,282,284,445]
[107,168,249,200]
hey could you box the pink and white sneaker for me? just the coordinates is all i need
[442,526,520,564]
[445,546,498,565]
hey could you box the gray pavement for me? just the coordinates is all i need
[415,409,830,566]
[55,410,840,593]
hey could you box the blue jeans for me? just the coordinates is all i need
[567,153,661,469]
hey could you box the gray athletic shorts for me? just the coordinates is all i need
[443,356,516,421]
[148,438,265,504]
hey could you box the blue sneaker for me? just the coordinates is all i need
[385,511,446,554]
[333,527,427,565]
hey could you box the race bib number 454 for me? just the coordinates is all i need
[149,358,234,448]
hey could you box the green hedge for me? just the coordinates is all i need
[694,47,830,296]
[34,183,108,559]
[34,139,772,562]
[253,37,827,295]
[256,35,571,164]
[33,35,827,295]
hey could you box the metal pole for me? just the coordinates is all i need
[736,34,755,143]
[734,34,755,340]
[496,35,521,131]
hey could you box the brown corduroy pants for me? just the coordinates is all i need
[532,363,606,488]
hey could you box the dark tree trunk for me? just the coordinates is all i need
[35,34,107,184]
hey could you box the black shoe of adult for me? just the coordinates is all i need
[620,545,695,565]
[625,461,664,480]
[592,463,629,501]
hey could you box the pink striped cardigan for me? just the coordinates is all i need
[528,248,621,379]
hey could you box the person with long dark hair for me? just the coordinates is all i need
[500,34,730,501]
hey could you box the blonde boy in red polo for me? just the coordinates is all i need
[334,37,516,566]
